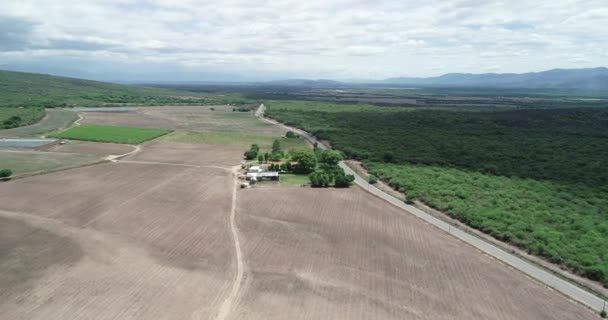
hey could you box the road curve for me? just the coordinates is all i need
[257,104,607,313]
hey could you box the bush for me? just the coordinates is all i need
[0,169,12,178]
[600,310,606,318]
[368,175,378,184]
[286,131,299,138]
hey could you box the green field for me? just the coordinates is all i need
[0,107,45,129]
[0,151,102,176]
[51,125,172,144]
[267,101,608,286]
[162,131,309,152]
[278,173,310,187]
[0,70,246,108]
[0,109,78,138]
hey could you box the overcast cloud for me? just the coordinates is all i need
[1,0,607,81]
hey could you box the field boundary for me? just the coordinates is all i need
[257,104,608,314]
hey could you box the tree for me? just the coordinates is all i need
[272,139,281,153]
[318,150,342,165]
[258,154,264,162]
[286,131,299,138]
[309,172,330,187]
[291,150,317,173]
[0,169,12,178]
[334,172,355,188]
[244,150,258,160]
[264,152,270,162]
[383,152,395,163]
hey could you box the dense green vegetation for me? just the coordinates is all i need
[267,101,608,286]
[267,103,608,186]
[0,70,243,108]
[368,163,608,284]
[0,107,45,129]
[50,125,171,144]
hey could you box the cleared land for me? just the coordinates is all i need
[50,124,172,144]
[46,140,136,155]
[162,131,309,152]
[0,150,102,176]
[0,144,238,319]
[124,141,244,167]
[233,187,595,320]
[80,105,285,136]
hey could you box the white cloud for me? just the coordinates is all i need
[1,0,606,80]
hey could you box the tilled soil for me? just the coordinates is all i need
[232,187,596,320]
[123,141,244,167]
[0,159,236,320]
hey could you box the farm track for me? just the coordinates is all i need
[214,166,245,320]
[257,103,608,313]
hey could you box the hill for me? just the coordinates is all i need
[0,70,243,108]
[383,67,608,89]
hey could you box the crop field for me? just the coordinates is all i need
[232,187,594,319]
[162,131,309,152]
[50,124,172,144]
[0,150,102,176]
[80,105,286,136]
[0,143,238,319]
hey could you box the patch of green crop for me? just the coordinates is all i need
[50,124,172,144]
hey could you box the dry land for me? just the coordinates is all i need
[80,105,285,136]
[124,141,244,167]
[0,150,102,176]
[46,140,136,155]
[0,143,238,320]
[232,187,595,320]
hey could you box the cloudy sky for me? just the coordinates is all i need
[1,0,607,82]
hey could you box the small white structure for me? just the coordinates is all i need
[249,166,262,173]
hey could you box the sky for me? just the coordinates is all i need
[1,0,607,82]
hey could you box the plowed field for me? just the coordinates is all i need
[232,187,595,320]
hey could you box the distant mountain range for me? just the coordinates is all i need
[380,67,608,89]
[270,68,608,90]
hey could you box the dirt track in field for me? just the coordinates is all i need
[232,187,596,320]
[0,143,238,320]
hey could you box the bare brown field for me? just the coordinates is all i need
[46,140,136,155]
[0,158,237,319]
[233,187,595,320]
[80,105,285,136]
[124,141,244,166]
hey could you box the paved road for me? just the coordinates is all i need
[258,104,607,313]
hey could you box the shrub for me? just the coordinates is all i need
[0,169,12,178]
[600,310,606,318]
[286,131,299,138]
[368,175,378,184]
